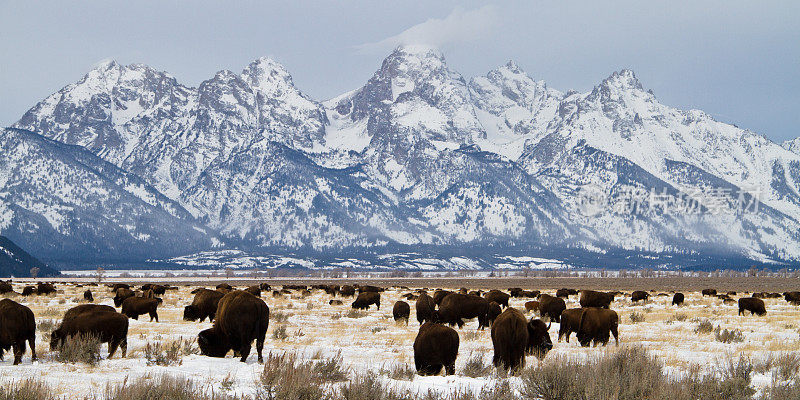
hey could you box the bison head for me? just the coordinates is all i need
[49,329,64,351]
[183,305,200,321]
[198,328,230,358]
[526,319,553,360]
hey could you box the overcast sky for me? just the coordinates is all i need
[2,1,798,142]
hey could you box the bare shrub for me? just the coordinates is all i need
[676,355,755,400]
[667,313,688,323]
[338,372,412,400]
[272,312,291,323]
[37,319,57,338]
[272,325,288,341]
[629,312,645,323]
[0,379,57,400]
[760,375,800,400]
[371,326,386,334]
[51,333,102,365]
[144,340,183,366]
[462,353,492,378]
[380,363,416,381]
[256,351,348,400]
[345,309,367,319]
[181,337,199,356]
[694,319,714,334]
[714,326,744,343]
[104,374,239,400]
[461,331,480,341]
[520,346,673,400]
[775,352,800,381]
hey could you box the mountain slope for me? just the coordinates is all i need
[0,128,216,263]
[0,235,59,277]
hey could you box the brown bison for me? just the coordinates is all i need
[576,308,619,347]
[434,293,490,330]
[113,287,136,307]
[631,291,649,302]
[487,301,502,326]
[51,310,128,359]
[701,289,717,297]
[63,304,115,322]
[198,291,269,362]
[358,285,383,293]
[20,285,36,296]
[0,299,36,364]
[433,290,454,305]
[184,289,225,322]
[509,288,524,297]
[524,301,540,313]
[245,285,261,297]
[83,289,94,302]
[672,293,685,306]
[339,285,356,297]
[579,290,614,309]
[555,288,571,298]
[558,308,584,343]
[393,301,410,324]
[0,281,13,294]
[491,308,553,371]
[121,297,160,321]
[329,299,343,305]
[784,292,800,305]
[484,290,510,308]
[416,292,436,324]
[523,290,541,298]
[738,297,766,316]
[351,292,380,310]
[539,294,567,323]
[36,283,55,295]
[414,322,459,376]
[110,283,130,292]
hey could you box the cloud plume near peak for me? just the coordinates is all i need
[356,5,498,54]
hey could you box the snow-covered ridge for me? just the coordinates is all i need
[8,45,800,268]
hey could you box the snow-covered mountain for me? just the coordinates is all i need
[9,46,800,268]
[784,137,800,155]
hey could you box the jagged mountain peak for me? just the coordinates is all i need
[241,56,295,91]
[783,137,800,155]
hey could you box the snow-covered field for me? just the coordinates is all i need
[1,280,798,398]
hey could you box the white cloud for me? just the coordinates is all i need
[356,5,498,53]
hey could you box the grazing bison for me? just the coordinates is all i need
[413,322,459,376]
[416,293,436,324]
[576,308,619,347]
[51,310,128,359]
[524,301,540,313]
[539,294,567,323]
[579,290,614,309]
[0,299,36,364]
[672,293,685,306]
[216,283,233,293]
[556,288,571,298]
[244,285,261,297]
[0,281,12,294]
[83,289,94,302]
[184,289,225,322]
[523,290,541,298]
[527,318,554,359]
[358,285,383,293]
[63,304,115,322]
[784,292,800,305]
[468,290,482,297]
[339,285,356,297]
[558,308,584,343]
[121,297,160,321]
[509,288,524,298]
[491,308,529,371]
[110,283,130,292]
[259,283,271,291]
[393,301,410,324]
[351,292,380,310]
[487,301,502,326]
[198,291,269,363]
[434,293,490,330]
[484,290,510,308]
[738,297,767,316]
[329,300,343,306]
[113,287,136,307]
[631,291,649,302]
[20,285,36,296]
[433,290,454,306]
[701,289,717,297]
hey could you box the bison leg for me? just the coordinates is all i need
[445,362,455,376]
[239,344,251,363]
[108,340,119,359]
[12,343,24,365]
[611,326,619,346]
[150,310,159,322]
[28,337,36,362]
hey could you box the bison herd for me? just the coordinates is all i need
[0,280,797,377]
